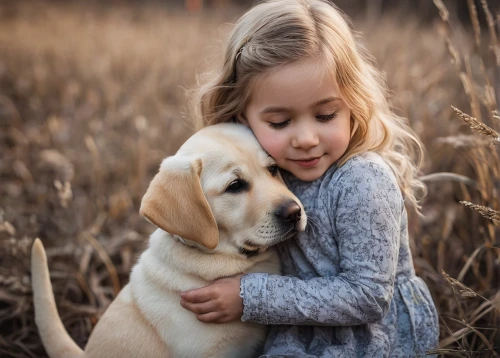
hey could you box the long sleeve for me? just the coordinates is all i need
[240,160,403,326]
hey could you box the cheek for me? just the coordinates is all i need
[258,135,286,160]
[210,195,249,230]
[250,126,286,159]
[330,128,350,146]
[260,140,284,159]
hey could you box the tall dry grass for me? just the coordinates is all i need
[0,1,498,357]
[0,3,225,356]
[420,1,499,356]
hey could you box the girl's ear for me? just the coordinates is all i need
[236,113,249,126]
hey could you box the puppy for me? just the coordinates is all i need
[32,123,307,358]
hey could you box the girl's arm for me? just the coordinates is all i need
[241,160,402,326]
[181,160,402,326]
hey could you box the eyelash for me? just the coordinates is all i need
[317,112,338,122]
[268,112,338,129]
[269,120,290,129]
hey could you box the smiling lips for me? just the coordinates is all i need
[291,156,322,168]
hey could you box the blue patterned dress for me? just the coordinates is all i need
[240,152,439,357]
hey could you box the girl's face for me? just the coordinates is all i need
[241,58,351,182]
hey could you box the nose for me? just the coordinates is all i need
[275,200,302,224]
[292,123,319,149]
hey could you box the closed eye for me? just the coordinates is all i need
[268,120,290,129]
[316,112,337,122]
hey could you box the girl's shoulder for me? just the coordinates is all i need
[337,152,393,176]
[328,152,400,193]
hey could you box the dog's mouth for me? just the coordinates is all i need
[274,227,298,244]
[240,227,298,257]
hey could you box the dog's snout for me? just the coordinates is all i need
[276,201,302,223]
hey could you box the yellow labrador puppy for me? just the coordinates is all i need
[31,123,307,358]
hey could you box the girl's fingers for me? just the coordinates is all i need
[181,287,214,303]
[180,299,217,314]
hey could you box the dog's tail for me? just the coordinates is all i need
[31,238,85,358]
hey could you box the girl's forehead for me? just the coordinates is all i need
[263,57,333,81]
[248,58,343,107]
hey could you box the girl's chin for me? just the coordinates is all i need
[283,157,332,181]
[286,167,327,182]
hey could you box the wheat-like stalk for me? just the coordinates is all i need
[442,270,478,297]
[452,106,500,143]
[435,134,493,148]
[480,0,500,66]
[460,201,500,225]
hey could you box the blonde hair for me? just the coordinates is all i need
[190,0,426,209]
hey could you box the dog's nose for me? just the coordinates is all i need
[276,201,302,224]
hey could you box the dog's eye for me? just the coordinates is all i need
[268,165,279,176]
[226,179,248,193]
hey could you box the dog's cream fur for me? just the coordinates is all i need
[32,123,307,358]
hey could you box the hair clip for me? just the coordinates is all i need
[235,36,252,62]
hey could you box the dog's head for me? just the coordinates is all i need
[140,123,306,255]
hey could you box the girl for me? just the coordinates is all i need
[180,0,439,357]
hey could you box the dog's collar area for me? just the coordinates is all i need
[175,236,195,247]
[174,234,262,258]
[174,235,212,253]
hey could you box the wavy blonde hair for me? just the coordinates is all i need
[190,0,426,209]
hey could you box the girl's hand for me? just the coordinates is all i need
[180,274,243,323]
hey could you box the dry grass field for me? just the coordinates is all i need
[0,1,498,357]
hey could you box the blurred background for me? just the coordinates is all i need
[0,0,499,357]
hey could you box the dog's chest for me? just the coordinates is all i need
[130,263,267,358]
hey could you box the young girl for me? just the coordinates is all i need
[180,0,439,356]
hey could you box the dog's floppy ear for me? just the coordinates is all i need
[140,156,219,250]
